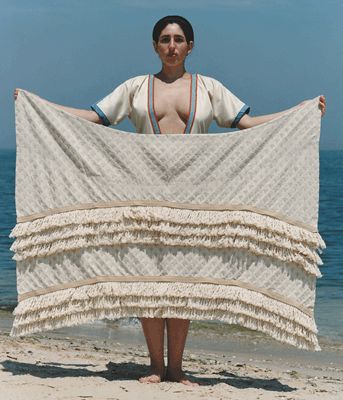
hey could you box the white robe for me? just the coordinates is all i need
[91,74,250,133]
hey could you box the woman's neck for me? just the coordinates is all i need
[156,65,189,83]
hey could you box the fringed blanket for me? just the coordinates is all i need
[10,90,325,351]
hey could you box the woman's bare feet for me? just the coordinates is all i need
[139,366,165,384]
[165,368,199,386]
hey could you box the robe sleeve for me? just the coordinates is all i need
[209,78,250,128]
[90,79,133,126]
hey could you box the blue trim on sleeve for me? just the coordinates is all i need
[90,104,111,126]
[231,104,250,128]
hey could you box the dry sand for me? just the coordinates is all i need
[0,314,342,400]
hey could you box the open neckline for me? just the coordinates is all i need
[148,73,197,134]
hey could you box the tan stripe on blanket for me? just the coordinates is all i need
[17,199,318,232]
[18,275,313,317]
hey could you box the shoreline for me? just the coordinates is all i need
[1,312,343,399]
[1,309,343,364]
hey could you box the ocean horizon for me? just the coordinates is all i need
[0,148,342,343]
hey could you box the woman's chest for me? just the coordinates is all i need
[131,74,213,133]
[153,78,191,122]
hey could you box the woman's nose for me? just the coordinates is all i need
[168,38,176,49]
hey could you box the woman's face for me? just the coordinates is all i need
[153,23,193,67]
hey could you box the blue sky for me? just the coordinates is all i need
[1,0,342,149]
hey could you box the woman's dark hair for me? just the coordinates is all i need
[152,16,194,44]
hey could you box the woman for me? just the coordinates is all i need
[14,15,326,386]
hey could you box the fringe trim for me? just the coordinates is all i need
[11,219,322,262]
[10,207,326,249]
[13,293,315,332]
[10,282,320,351]
[11,230,322,277]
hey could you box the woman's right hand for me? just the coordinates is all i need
[14,88,19,100]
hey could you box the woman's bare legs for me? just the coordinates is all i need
[165,318,199,386]
[139,317,199,385]
[139,318,166,383]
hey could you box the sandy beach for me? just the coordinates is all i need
[0,311,342,400]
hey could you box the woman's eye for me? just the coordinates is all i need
[159,36,185,44]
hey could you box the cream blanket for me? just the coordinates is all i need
[10,90,325,351]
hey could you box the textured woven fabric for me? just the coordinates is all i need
[10,90,325,350]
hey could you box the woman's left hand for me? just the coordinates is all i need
[299,95,326,117]
[319,95,326,117]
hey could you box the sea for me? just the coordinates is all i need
[0,149,342,344]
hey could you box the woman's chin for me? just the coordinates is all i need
[163,59,184,67]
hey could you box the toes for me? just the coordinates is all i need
[165,372,200,386]
[180,378,200,387]
[138,374,162,384]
